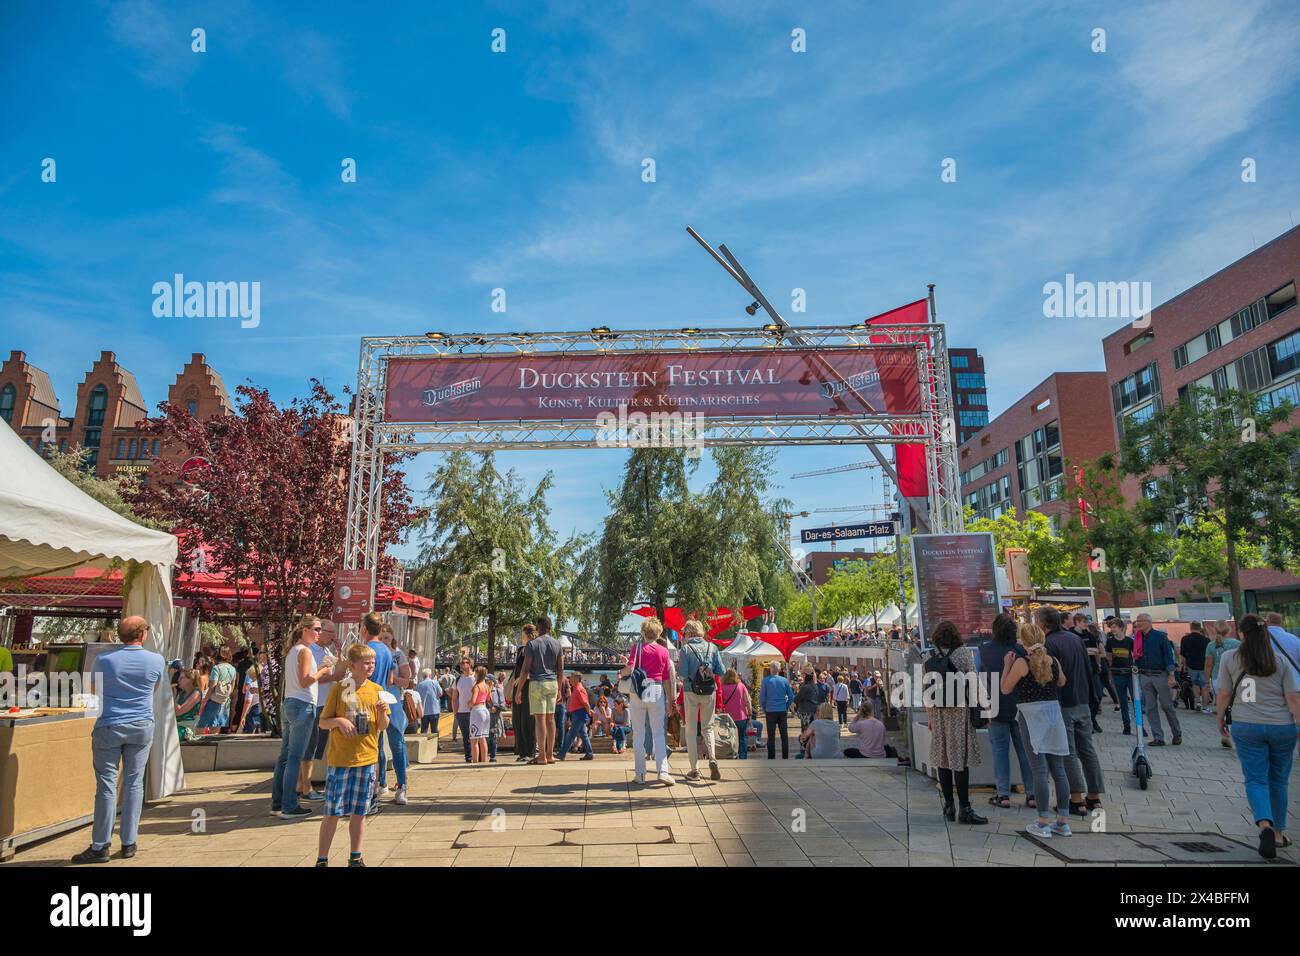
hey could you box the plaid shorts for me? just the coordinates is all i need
[324,764,376,817]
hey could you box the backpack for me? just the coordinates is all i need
[922,649,961,707]
[209,665,235,705]
[687,642,717,696]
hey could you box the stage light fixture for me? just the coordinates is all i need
[745,301,761,316]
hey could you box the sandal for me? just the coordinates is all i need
[988,795,1011,809]
[1275,831,1293,849]
[1069,802,1089,818]
[1025,796,1036,810]
[1085,798,1103,811]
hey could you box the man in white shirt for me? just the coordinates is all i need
[449,658,476,763]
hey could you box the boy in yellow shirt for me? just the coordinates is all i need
[315,643,389,867]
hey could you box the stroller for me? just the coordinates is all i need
[1174,667,1197,710]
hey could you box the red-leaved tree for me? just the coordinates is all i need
[133,380,423,731]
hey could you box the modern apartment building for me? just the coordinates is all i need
[948,347,989,443]
[1101,225,1300,616]
[956,372,1116,526]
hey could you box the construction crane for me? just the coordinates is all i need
[791,460,883,479]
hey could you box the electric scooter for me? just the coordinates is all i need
[1130,667,1152,789]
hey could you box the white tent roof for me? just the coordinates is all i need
[0,422,177,576]
[723,635,805,661]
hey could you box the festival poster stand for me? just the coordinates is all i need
[904,532,1009,785]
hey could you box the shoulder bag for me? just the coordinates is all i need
[618,641,646,698]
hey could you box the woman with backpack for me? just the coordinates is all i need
[1001,622,1072,840]
[677,619,726,781]
[1216,613,1300,859]
[924,621,987,825]
[794,673,820,755]
[197,645,237,733]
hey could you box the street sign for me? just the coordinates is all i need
[332,570,373,624]
[800,521,895,544]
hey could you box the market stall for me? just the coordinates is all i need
[0,422,181,858]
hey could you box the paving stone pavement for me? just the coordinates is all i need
[5,704,1297,867]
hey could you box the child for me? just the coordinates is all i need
[316,643,389,867]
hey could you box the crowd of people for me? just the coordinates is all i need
[66,601,1299,867]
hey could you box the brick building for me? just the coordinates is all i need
[0,351,231,483]
[1101,225,1300,617]
[948,347,989,443]
[956,372,1116,526]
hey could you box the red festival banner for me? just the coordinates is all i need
[384,348,922,423]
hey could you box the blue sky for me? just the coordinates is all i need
[3,0,1299,563]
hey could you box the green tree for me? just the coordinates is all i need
[409,452,581,670]
[48,446,164,529]
[964,507,1079,588]
[782,590,813,631]
[1061,453,1172,617]
[1171,512,1264,601]
[1121,387,1300,615]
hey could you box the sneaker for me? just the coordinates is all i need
[71,845,111,864]
[348,857,366,867]
[366,802,382,817]
[375,786,391,799]
[1050,820,1073,837]
[279,807,314,819]
[490,758,497,763]
[1221,737,1233,749]
[1091,720,1103,734]
[300,789,325,801]
[658,772,675,787]
[1122,728,1131,735]
[1171,736,1182,746]
[709,760,721,781]
[580,754,594,761]
[634,774,646,785]
[120,843,137,859]
[1025,822,1053,839]
[269,806,282,816]
[394,787,408,806]
[315,858,328,867]
[1149,739,1165,746]
[686,769,701,780]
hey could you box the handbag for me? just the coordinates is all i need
[618,640,647,698]
[1222,661,1249,727]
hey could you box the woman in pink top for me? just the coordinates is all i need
[618,618,674,786]
[719,668,751,759]
[846,701,891,758]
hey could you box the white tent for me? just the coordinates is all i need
[0,422,183,799]
[722,635,806,667]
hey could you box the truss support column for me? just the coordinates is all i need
[344,339,384,645]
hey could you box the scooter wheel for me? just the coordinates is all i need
[1136,761,1149,790]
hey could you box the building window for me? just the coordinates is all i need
[151,439,160,457]
[0,384,14,423]
[116,439,127,459]
[59,438,67,452]
[958,410,988,428]
[1124,332,1154,355]
[1268,329,1300,379]
[1258,380,1300,412]
[1265,281,1297,321]
[128,438,137,459]
[955,372,986,390]
[951,355,969,368]
[1044,420,1060,449]
[87,385,108,426]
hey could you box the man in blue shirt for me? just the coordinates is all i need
[73,616,165,864]
[1133,613,1181,746]
[760,662,796,760]
[416,668,442,733]
[1264,613,1300,680]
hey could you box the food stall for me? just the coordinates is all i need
[0,421,181,859]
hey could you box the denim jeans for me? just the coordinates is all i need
[554,707,567,756]
[272,698,316,811]
[988,718,1032,799]
[611,724,629,749]
[735,718,749,759]
[196,698,230,730]
[1017,711,1070,816]
[1060,703,1105,795]
[1231,721,1296,829]
[377,720,408,789]
[241,705,262,734]
[419,714,439,733]
[559,709,592,758]
[1113,670,1133,730]
[455,712,471,760]
[91,719,154,849]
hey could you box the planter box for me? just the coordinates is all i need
[181,733,439,773]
